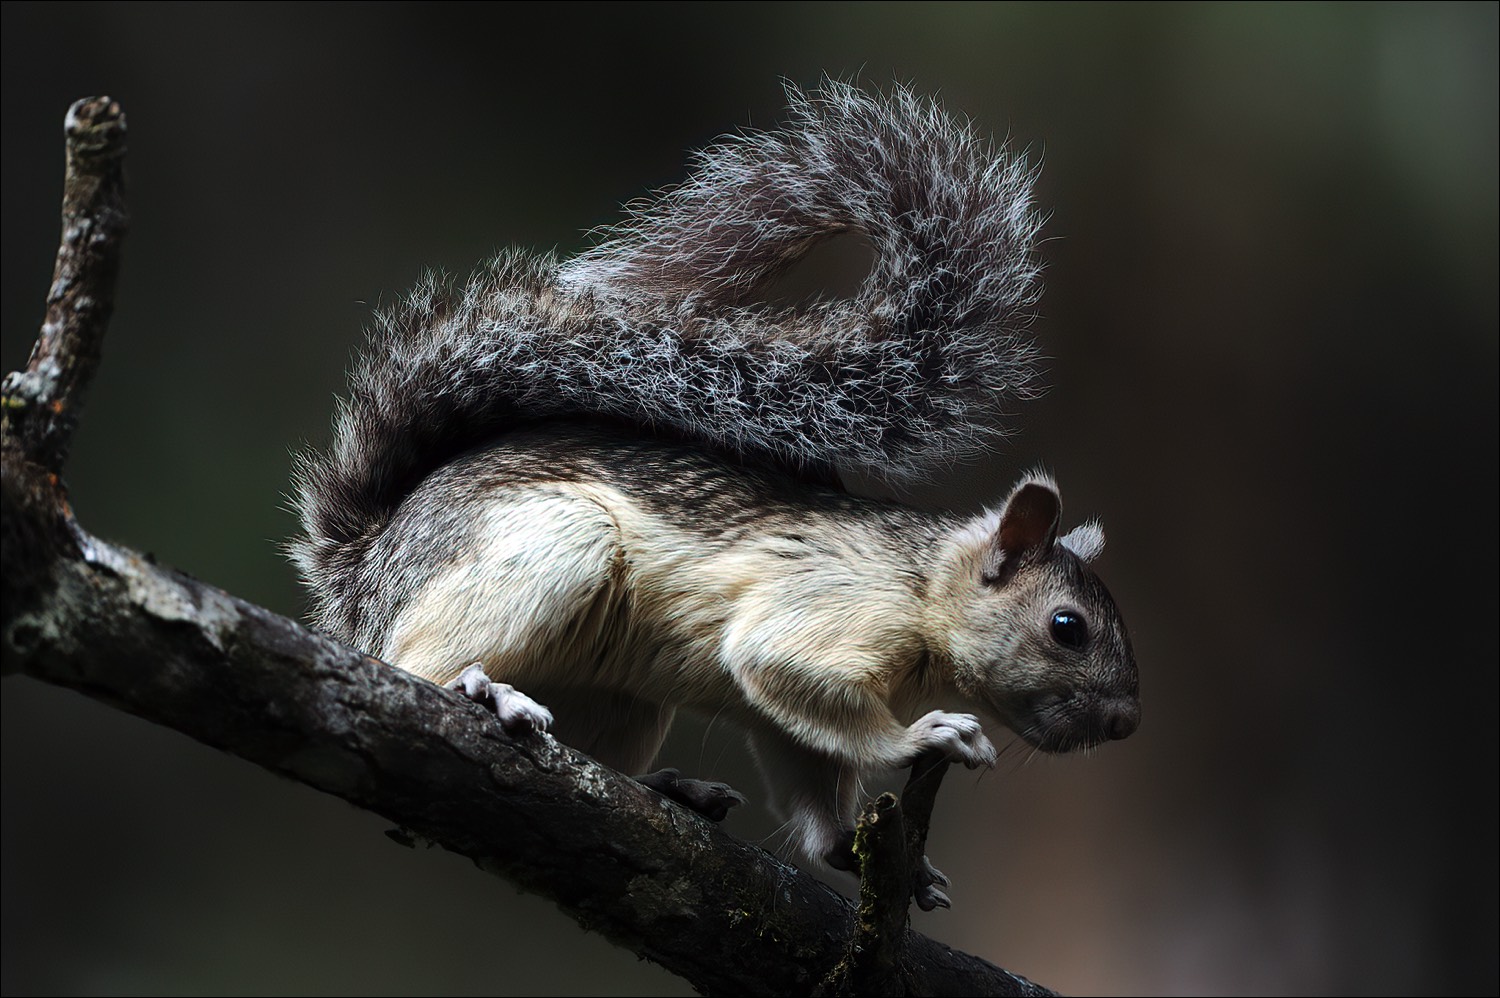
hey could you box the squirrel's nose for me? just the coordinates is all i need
[1105,700,1140,741]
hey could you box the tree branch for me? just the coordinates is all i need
[1,96,127,473]
[0,97,1054,997]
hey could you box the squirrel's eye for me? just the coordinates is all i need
[1050,611,1088,649]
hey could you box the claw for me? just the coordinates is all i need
[913,855,952,910]
[915,886,951,911]
[446,663,492,700]
[917,854,950,888]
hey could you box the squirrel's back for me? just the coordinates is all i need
[291,83,1045,641]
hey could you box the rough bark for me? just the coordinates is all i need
[0,97,1054,998]
[1,96,128,474]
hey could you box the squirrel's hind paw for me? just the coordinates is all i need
[638,768,747,822]
[914,854,952,911]
[445,663,554,733]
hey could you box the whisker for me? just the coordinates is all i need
[696,704,736,772]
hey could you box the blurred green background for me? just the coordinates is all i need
[3,3,1496,995]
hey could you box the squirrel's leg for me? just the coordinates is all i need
[750,722,957,906]
[731,651,995,902]
[729,651,999,773]
[722,581,998,773]
[380,488,623,732]
[746,726,861,870]
[748,715,962,906]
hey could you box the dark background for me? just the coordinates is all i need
[3,4,1495,995]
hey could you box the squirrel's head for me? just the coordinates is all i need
[934,473,1139,753]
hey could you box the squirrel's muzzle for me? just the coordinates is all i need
[1020,689,1140,752]
[1103,697,1140,741]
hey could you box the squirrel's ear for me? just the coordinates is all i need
[979,475,1061,584]
[1059,520,1106,562]
[998,479,1061,560]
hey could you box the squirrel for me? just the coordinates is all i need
[290,82,1139,908]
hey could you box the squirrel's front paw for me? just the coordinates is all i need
[904,710,996,769]
[446,663,554,733]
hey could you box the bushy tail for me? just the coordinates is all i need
[291,82,1044,631]
[562,81,1042,322]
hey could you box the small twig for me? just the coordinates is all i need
[820,750,959,995]
[902,750,953,911]
[1,96,128,473]
[828,792,911,996]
